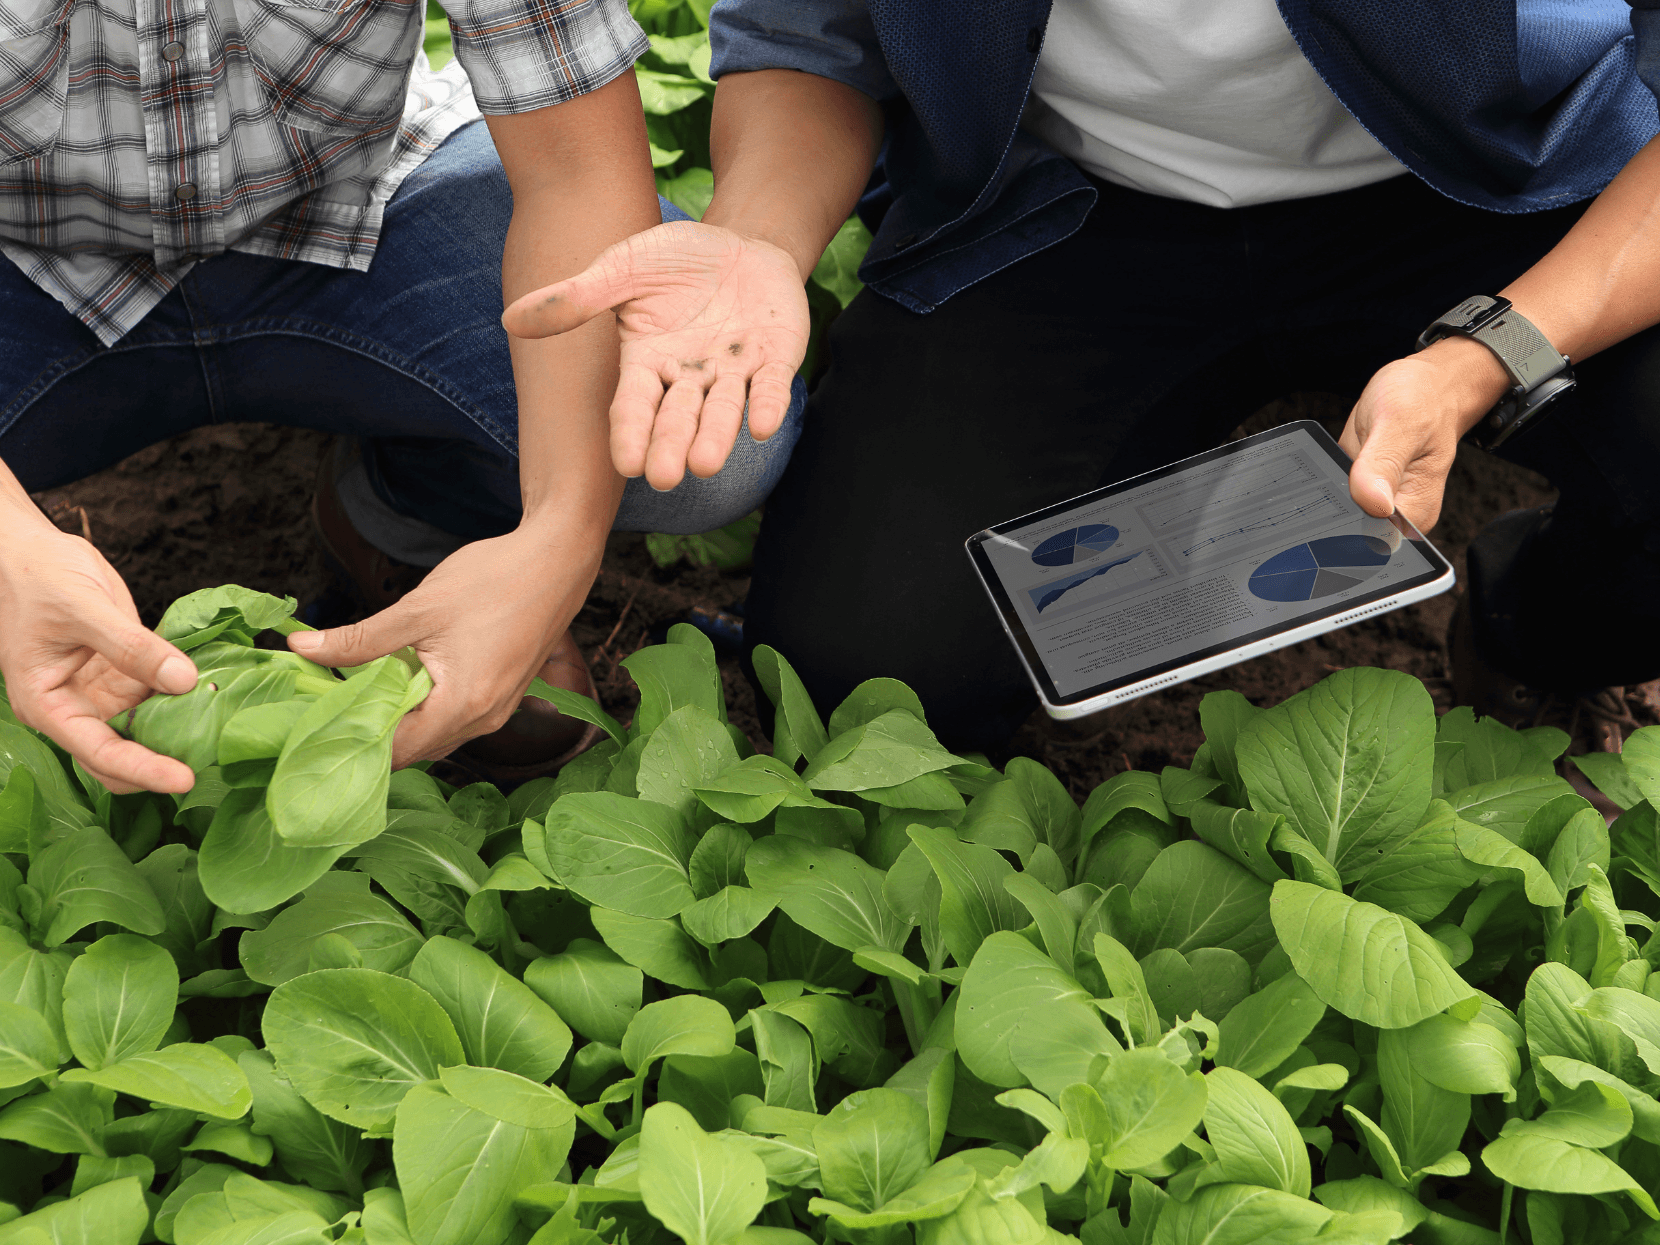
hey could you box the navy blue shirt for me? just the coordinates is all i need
[710,0,1660,313]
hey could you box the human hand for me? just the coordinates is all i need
[1338,338,1510,532]
[287,524,597,767]
[0,524,197,794]
[501,220,809,490]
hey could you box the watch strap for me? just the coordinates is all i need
[1416,296,1574,450]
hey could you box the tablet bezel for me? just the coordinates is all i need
[964,420,1456,714]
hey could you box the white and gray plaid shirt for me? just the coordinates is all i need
[0,0,647,345]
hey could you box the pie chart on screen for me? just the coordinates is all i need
[1032,524,1119,567]
[1248,534,1392,602]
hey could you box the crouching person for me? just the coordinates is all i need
[0,0,804,793]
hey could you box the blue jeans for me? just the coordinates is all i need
[0,120,806,558]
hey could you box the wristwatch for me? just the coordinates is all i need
[1415,295,1575,450]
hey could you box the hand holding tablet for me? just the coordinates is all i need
[965,422,1455,717]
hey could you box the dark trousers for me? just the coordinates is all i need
[746,172,1660,751]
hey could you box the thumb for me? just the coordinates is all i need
[287,609,408,671]
[78,607,197,696]
[502,242,645,340]
[1348,426,1410,519]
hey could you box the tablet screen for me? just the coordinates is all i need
[966,422,1449,705]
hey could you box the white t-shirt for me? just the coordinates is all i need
[1027,0,1406,208]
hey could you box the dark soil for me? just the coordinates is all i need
[31,394,1557,800]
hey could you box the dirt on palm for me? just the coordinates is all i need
[32,394,1559,800]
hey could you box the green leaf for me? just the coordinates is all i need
[746,836,910,954]
[28,827,164,947]
[638,705,741,816]
[957,931,1091,1088]
[268,656,422,848]
[659,1048,764,1131]
[1235,669,1434,880]
[182,1119,274,1166]
[907,826,1024,965]
[803,711,960,793]
[751,647,829,769]
[1093,1047,1208,1169]
[811,1087,930,1213]
[395,1077,575,1245]
[638,1102,766,1245]
[1398,1014,1519,1101]
[1545,806,1610,896]
[1008,996,1122,1100]
[523,939,642,1045]
[240,1049,370,1196]
[408,936,573,1081]
[682,886,776,946]
[1150,1181,1334,1245]
[539,792,696,918]
[1582,986,1660,1073]
[1203,1066,1311,1197]
[0,1082,111,1155]
[621,995,735,1074]
[1131,842,1276,965]
[0,1002,59,1089]
[524,679,628,749]
[694,759,810,826]
[1269,881,1474,1028]
[809,216,872,309]
[751,1009,816,1113]
[1622,724,1660,808]
[197,787,345,915]
[1480,1131,1657,1218]
[62,934,176,1071]
[1349,801,1480,924]
[0,1174,148,1245]
[157,586,298,640]
[62,1042,251,1119]
[621,644,723,737]
[1375,1028,1469,1178]
[261,968,464,1131]
[238,872,423,987]
[589,909,712,990]
[1442,773,1576,845]
[1505,1080,1632,1148]
[1199,689,1259,802]
[1435,707,1556,789]
[1187,801,1289,886]
[958,759,1081,870]
[1570,751,1644,811]
[1453,820,1563,906]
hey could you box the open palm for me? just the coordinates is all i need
[503,220,809,489]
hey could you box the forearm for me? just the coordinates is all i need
[705,69,884,280]
[1421,133,1660,429]
[0,457,61,564]
[485,75,662,553]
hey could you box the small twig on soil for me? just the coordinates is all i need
[594,582,642,668]
[1122,752,1133,772]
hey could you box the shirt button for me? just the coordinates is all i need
[175,182,197,202]
[161,41,185,61]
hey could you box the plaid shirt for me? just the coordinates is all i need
[0,0,647,345]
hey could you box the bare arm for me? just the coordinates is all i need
[290,73,662,764]
[502,69,883,488]
[703,69,885,279]
[1344,134,1660,528]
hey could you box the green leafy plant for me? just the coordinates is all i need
[0,584,1654,1243]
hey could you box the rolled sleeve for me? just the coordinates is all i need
[445,0,649,114]
[708,0,898,102]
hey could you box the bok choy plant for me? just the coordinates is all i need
[0,583,1651,1245]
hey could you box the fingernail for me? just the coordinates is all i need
[160,655,197,691]
[289,630,321,651]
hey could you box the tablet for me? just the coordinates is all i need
[964,421,1455,717]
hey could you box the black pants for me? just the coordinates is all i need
[744,173,1660,752]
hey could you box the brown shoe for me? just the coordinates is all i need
[309,448,603,783]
